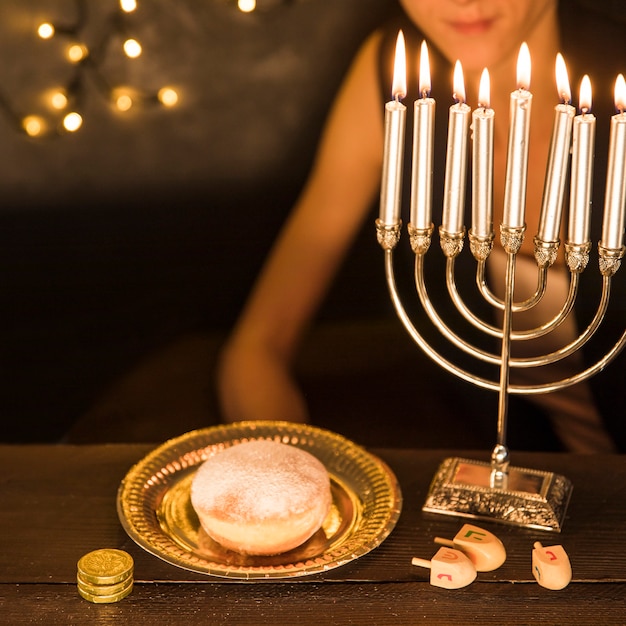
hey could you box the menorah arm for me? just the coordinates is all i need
[386,244,626,395]
[414,251,590,370]
[511,324,626,394]
[413,252,502,366]
[410,248,607,371]
[509,274,611,369]
[475,259,549,313]
[385,248,501,391]
[450,257,580,342]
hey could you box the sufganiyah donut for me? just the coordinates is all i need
[191,439,332,555]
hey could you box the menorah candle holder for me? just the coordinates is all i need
[375,214,626,531]
[375,34,626,532]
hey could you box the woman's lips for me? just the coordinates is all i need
[448,19,494,36]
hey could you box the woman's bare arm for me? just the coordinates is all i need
[217,31,385,424]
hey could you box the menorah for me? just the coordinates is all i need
[375,35,626,531]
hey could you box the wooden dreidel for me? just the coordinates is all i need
[411,547,477,589]
[434,523,506,572]
[532,542,572,590]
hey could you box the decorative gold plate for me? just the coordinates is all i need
[117,421,402,579]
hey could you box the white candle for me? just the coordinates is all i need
[568,75,595,246]
[410,40,435,230]
[503,42,532,229]
[601,73,626,250]
[471,68,494,238]
[538,53,575,243]
[379,31,407,226]
[442,60,471,234]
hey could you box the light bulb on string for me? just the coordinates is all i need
[157,87,178,107]
[238,0,256,12]
[22,115,45,137]
[123,39,142,59]
[120,0,138,12]
[62,111,83,132]
[37,23,55,39]
[67,43,88,63]
[113,89,134,112]
[49,90,68,110]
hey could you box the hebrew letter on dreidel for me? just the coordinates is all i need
[411,547,477,589]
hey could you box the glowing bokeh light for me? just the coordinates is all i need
[63,112,83,132]
[22,116,45,137]
[238,0,256,13]
[123,39,142,58]
[158,87,178,107]
[37,23,55,39]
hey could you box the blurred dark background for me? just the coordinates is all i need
[0,0,399,442]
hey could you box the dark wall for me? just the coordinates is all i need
[0,0,399,441]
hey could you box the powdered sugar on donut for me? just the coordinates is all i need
[190,439,331,554]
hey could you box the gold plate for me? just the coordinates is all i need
[117,421,402,579]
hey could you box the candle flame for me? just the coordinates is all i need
[478,68,490,109]
[555,53,571,103]
[419,40,431,96]
[579,75,592,113]
[615,73,626,113]
[392,30,407,100]
[517,42,531,90]
[453,60,466,104]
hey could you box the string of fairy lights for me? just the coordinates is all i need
[0,0,292,138]
[1,0,179,138]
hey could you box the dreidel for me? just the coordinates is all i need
[434,523,506,572]
[532,541,572,590]
[411,547,477,589]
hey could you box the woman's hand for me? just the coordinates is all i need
[217,337,308,424]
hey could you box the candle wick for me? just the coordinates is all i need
[421,88,429,99]
[581,106,589,115]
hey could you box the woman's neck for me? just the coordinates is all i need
[465,7,561,116]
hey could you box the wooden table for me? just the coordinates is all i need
[1,443,625,624]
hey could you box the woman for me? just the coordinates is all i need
[217,0,626,452]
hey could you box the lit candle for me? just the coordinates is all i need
[601,74,626,250]
[442,60,471,234]
[503,42,532,229]
[410,40,436,230]
[568,75,595,246]
[471,68,494,238]
[379,31,407,226]
[538,53,575,242]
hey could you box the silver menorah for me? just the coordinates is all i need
[375,40,626,531]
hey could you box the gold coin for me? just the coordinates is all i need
[77,572,133,596]
[77,549,134,585]
[78,581,133,604]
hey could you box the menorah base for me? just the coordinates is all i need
[422,457,573,532]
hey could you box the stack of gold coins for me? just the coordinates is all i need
[77,548,134,604]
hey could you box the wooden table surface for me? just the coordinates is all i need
[1,442,625,624]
